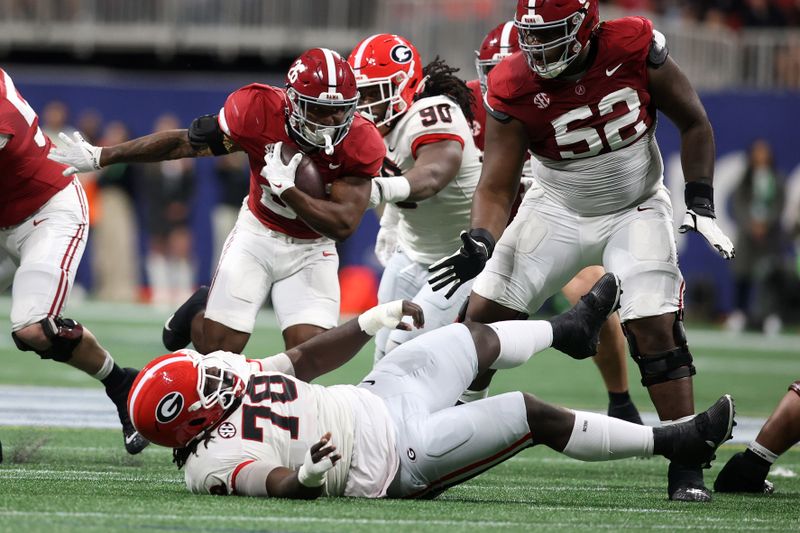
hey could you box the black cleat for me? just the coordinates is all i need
[608,399,644,425]
[668,463,712,502]
[661,394,736,468]
[550,273,621,359]
[106,367,150,455]
[714,451,775,494]
[162,286,209,351]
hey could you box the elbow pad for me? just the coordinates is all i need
[188,114,229,155]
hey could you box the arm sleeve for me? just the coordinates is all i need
[229,460,280,497]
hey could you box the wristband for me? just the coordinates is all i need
[374,176,411,203]
[684,181,715,217]
[358,300,404,336]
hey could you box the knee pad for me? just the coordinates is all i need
[12,316,84,362]
[789,381,800,398]
[624,312,696,387]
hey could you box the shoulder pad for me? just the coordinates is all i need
[647,30,669,68]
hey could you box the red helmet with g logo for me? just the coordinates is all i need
[286,47,359,154]
[127,350,246,448]
[515,0,599,79]
[348,33,424,128]
[475,21,519,94]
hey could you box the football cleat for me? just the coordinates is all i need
[162,286,209,351]
[714,451,775,494]
[106,367,150,455]
[549,273,621,359]
[662,395,736,468]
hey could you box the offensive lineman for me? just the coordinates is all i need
[347,34,481,361]
[129,274,735,499]
[0,67,147,453]
[49,48,386,354]
[429,1,735,501]
[465,20,641,422]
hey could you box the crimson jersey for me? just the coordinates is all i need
[0,68,71,227]
[219,84,385,239]
[486,17,656,163]
[466,79,486,152]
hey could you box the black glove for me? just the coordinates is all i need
[428,229,495,299]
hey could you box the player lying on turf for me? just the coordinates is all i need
[714,380,800,494]
[129,274,735,499]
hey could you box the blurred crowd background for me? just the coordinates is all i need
[2,0,799,333]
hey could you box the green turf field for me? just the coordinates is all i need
[1,298,799,532]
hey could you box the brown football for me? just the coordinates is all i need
[280,143,326,199]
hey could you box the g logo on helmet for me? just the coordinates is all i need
[155,391,184,423]
[390,44,413,64]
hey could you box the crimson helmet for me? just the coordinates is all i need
[514,0,599,79]
[286,47,359,154]
[348,34,424,128]
[475,21,519,94]
[127,350,246,448]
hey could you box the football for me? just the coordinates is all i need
[280,143,326,199]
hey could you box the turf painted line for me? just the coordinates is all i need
[0,385,765,443]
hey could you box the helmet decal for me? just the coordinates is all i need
[390,44,414,64]
[156,391,184,423]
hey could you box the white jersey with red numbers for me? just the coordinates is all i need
[486,17,663,216]
[218,83,385,239]
[0,68,71,227]
[183,352,398,498]
[382,95,481,264]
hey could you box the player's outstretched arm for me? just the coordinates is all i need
[369,140,463,207]
[649,57,734,259]
[286,300,423,383]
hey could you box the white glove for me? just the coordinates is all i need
[358,300,405,335]
[679,209,735,260]
[47,132,102,176]
[297,433,338,488]
[374,226,398,267]
[368,176,411,209]
[260,142,302,198]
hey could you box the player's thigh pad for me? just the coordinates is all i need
[10,181,88,330]
[472,195,584,314]
[204,214,273,333]
[388,392,531,498]
[388,275,473,347]
[603,188,683,321]
[271,239,339,330]
[363,323,478,414]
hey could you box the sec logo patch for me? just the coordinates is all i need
[218,422,237,439]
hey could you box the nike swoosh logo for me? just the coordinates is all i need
[606,63,623,76]
[322,251,336,257]
[273,183,283,189]
[636,206,654,212]
[33,218,48,226]
[361,380,375,385]
[328,162,342,169]
[125,432,141,445]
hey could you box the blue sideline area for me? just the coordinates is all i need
[12,66,800,313]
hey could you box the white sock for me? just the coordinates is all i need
[458,387,489,404]
[562,410,654,461]
[749,441,779,464]
[92,350,115,381]
[487,320,553,370]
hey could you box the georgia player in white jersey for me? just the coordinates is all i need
[0,67,147,454]
[429,0,735,501]
[346,34,481,361]
[129,276,735,500]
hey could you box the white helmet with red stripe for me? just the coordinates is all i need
[475,21,520,94]
[347,33,424,128]
[127,350,246,448]
[286,47,359,155]
[515,0,599,79]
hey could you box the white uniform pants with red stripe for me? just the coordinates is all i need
[0,178,88,331]
[359,323,532,499]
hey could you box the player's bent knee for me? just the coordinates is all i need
[464,322,500,359]
[624,312,696,387]
[12,316,84,362]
